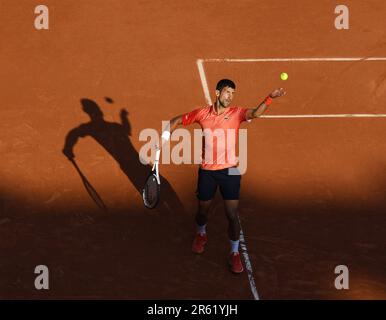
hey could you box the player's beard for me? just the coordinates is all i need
[219,98,231,108]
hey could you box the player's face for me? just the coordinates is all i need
[217,86,235,107]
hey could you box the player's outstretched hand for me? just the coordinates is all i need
[270,88,286,98]
[120,108,129,117]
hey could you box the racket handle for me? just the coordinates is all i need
[155,148,161,162]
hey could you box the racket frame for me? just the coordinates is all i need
[142,146,161,209]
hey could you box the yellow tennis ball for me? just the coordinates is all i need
[280,72,288,81]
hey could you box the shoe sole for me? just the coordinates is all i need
[230,267,244,274]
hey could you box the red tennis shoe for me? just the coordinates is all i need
[228,252,244,274]
[192,233,207,254]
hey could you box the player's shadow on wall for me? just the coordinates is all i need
[62,98,184,214]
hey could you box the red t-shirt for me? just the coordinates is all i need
[182,105,248,170]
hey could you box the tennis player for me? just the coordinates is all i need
[161,79,286,273]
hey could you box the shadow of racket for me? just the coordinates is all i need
[70,159,108,213]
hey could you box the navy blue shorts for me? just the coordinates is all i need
[196,167,241,201]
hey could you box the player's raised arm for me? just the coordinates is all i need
[161,107,203,145]
[246,88,286,120]
[160,114,183,145]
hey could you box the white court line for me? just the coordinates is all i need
[238,218,260,300]
[197,59,213,105]
[203,57,386,62]
[197,57,386,118]
[261,114,386,119]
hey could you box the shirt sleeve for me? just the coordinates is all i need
[237,107,249,123]
[182,108,203,126]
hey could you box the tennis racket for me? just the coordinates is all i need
[142,146,161,209]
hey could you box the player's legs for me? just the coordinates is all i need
[218,168,244,273]
[224,199,240,241]
[192,168,217,253]
[224,199,243,273]
[192,200,212,254]
[195,199,212,228]
[195,168,217,227]
[217,169,242,244]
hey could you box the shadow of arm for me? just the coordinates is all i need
[62,124,89,159]
[120,109,131,136]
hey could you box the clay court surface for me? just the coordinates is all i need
[1,1,386,299]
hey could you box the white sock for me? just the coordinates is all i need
[230,240,240,253]
[197,224,206,235]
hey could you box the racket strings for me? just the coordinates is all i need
[143,175,159,208]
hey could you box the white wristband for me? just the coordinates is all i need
[161,130,171,141]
